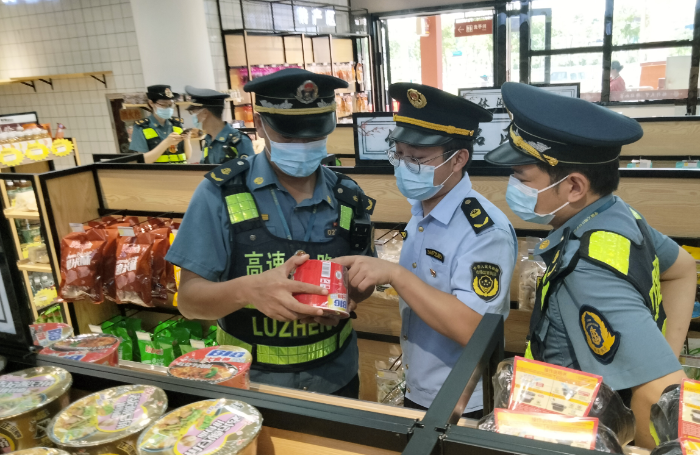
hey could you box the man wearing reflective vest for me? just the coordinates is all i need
[130,85,192,164]
[184,86,254,165]
[484,83,697,448]
[166,69,377,397]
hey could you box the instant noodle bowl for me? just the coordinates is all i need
[168,346,252,390]
[0,366,72,452]
[14,448,71,455]
[52,334,119,351]
[29,324,74,347]
[48,384,167,455]
[39,344,120,367]
[137,398,262,455]
[292,259,349,317]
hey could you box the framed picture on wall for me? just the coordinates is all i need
[353,112,395,166]
[457,84,580,159]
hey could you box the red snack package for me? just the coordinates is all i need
[58,230,106,304]
[115,233,153,306]
[292,259,350,318]
[149,228,176,304]
[95,227,120,301]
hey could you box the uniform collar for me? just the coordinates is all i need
[148,114,169,129]
[247,153,335,209]
[409,174,473,225]
[535,194,615,255]
[206,123,236,144]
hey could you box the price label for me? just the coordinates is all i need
[190,339,205,349]
[118,226,135,237]
[88,324,103,333]
[69,223,84,232]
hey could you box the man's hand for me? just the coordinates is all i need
[181,131,192,141]
[164,132,184,147]
[243,253,327,322]
[333,256,399,294]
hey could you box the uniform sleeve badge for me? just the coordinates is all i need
[471,262,501,301]
[578,305,620,365]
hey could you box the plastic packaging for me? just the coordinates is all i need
[292,259,349,317]
[168,346,252,390]
[137,399,262,455]
[58,230,106,304]
[518,238,545,311]
[115,233,154,306]
[489,357,635,445]
[29,323,73,347]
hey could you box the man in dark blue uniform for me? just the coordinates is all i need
[166,69,377,397]
[184,86,254,164]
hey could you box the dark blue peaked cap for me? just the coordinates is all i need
[485,82,643,167]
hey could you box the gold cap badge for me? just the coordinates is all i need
[295,80,319,104]
[407,89,427,109]
[164,87,173,98]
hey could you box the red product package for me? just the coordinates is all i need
[97,227,119,301]
[40,343,119,366]
[149,227,177,304]
[292,259,349,318]
[168,346,252,390]
[58,230,106,304]
[115,233,153,306]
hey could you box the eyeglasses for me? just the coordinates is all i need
[387,149,457,174]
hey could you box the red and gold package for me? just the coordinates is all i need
[58,230,106,304]
[96,227,120,301]
[115,233,153,306]
[149,228,176,304]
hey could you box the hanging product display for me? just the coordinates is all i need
[0,147,24,166]
[25,142,50,162]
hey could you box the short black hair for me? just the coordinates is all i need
[442,138,474,176]
[205,105,224,120]
[536,158,620,196]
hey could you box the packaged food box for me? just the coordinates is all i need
[0,366,72,451]
[40,334,120,366]
[168,346,252,390]
[29,323,74,347]
[292,259,349,317]
[13,449,70,455]
[48,385,168,455]
[137,398,262,455]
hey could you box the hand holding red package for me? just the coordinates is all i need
[58,229,106,304]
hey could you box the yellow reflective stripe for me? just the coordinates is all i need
[154,153,186,163]
[217,321,353,365]
[524,341,534,360]
[225,192,259,224]
[172,126,183,134]
[143,128,158,140]
[649,421,660,446]
[203,147,209,158]
[662,318,667,336]
[588,231,630,275]
[630,208,643,220]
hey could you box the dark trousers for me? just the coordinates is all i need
[331,374,360,399]
[404,397,484,419]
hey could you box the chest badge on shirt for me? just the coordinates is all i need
[471,262,501,301]
[579,305,620,365]
[425,248,444,263]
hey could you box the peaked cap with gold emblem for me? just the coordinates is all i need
[485,82,643,167]
[244,68,348,139]
[147,85,178,102]
[388,82,492,146]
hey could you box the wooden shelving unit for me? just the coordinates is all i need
[3,208,40,220]
[17,259,52,273]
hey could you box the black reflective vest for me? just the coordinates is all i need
[526,206,666,363]
[202,132,247,165]
[204,159,376,372]
[134,117,186,163]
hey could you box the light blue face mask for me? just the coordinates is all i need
[505,174,570,225]
[261,121,327,177]
[191,113,202,130]
[155,107,174,119]
[394,151,456,201]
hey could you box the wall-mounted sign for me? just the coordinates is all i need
[0,112,38,126]
[455,19,492,37]
[296,6,336,27]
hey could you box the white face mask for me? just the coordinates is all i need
[505,174,570,225]
[261,120,327,177]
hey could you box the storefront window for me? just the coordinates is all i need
[387,17,422,86]
[508,2,521,83]
[530,53,603,98]
[530,0,606,51]
[609,47,692,102]
[613,0,695,45]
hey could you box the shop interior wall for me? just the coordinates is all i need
[0,0,146,166]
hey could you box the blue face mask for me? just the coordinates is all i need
[505,175,570,225]
[191,113,202,130]
[394,152,456,201]
[155,107,174,119]
[262,121,327,177]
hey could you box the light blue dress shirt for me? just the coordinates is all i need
[399,174,517,412]
[166,152,374,393]
[535,195,681,390]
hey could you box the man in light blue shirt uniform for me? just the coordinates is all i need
[335,83,517,418]
[166,69,376,397]
[484,82,697,448]
[184,86,254,164]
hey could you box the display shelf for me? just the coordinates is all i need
[122,101,193,109]
[17,259,52,273]
[3,208,40,220]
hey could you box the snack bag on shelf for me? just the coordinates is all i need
[137,331,169,366]
[115,233,154,306]
[149,227,177,304]
[58,230,106,304]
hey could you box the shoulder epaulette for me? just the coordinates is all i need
[332,173,376,216]
[461,197,494,234]
[134,118,150,127]
[205,159,249,186]
[170,117,183,123]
